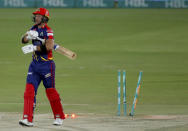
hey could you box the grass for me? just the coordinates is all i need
[0,8,188,115]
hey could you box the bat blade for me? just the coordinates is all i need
[55,44,77,60]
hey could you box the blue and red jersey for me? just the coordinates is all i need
[30,24,54,62]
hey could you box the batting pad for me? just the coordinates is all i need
[46,88,65,119]
[23,83,35,122]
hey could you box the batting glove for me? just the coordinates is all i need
[22,44,37,54]
[26,30,38,40]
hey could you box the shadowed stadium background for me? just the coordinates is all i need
[0,0,188,117]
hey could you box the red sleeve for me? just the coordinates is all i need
[46,25,54,39]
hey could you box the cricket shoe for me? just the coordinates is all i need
[53,118,63,126]
[19,119,34,127]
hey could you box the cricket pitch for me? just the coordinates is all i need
[0,113,188,131]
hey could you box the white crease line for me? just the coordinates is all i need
[0,103,89,106]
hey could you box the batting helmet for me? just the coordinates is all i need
[32,8,50,23]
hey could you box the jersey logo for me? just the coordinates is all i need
[45,73,51,78]
[40,32,44,37]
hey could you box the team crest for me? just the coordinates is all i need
[40,32,44,37]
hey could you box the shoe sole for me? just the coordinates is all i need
[19,121,33,127]
[53,123,62,126]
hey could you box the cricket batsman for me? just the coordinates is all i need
[19,8,65,126]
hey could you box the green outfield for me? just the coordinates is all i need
[0,8,188,116]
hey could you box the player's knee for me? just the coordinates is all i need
[46,88,60,101]
[24,83,35,98]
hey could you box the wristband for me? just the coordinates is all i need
[54,44,60,50]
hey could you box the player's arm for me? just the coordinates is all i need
[44,39,54,51]
[35,39,54,52]
[22,40,53,54]
[21,34,29,44]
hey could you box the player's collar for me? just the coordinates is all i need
[41,23,47,28]
[36,23,47,29]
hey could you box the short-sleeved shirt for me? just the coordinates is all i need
[30,24,54,62]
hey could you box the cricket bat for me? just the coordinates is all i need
[55,44,77,60]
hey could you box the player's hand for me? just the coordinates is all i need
[26,30,38,40]
[22,44,37,54]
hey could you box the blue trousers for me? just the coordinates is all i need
[26,60,55,105]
